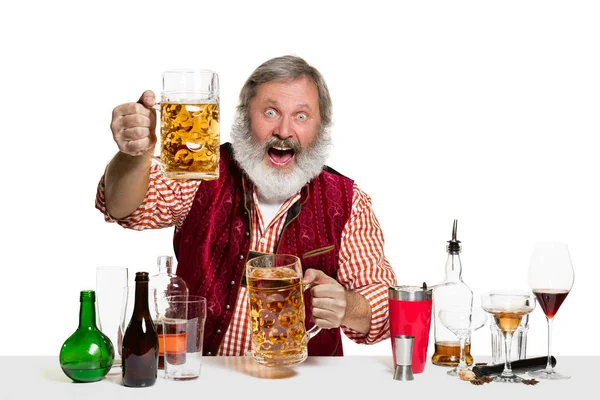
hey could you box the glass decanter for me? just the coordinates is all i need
[149,255,188,369]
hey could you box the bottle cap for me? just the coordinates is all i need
[80,290,95,301]
[157,255,173,272]
[135,272,150,282]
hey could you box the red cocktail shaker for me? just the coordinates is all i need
[388,285,432,374]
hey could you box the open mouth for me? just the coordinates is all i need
[267,146,295,167]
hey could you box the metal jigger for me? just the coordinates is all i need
[393,335,415,381]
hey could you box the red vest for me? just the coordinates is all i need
[174,143,354,356]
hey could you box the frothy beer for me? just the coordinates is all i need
[160,102,219,180]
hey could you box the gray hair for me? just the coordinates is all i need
[237,55,333,130]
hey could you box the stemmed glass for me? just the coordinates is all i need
[481,291,536,383]
[439,307,488,377]
[528,242,575,379]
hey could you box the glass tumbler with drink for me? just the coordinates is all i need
[150,69,220,180]
[528,242,575,379]
[162,295,207,380]
[482,291,536,383]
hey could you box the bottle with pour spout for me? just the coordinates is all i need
[431,220,474,366]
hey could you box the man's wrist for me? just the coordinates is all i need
[341,290,372,334]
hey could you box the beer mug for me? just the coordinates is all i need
[153,69,220,180]
[246,254,322,367]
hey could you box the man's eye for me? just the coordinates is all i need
[265,109,277,117]
[297,113,307,121]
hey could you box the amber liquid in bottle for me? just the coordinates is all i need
[431,341,474,366]
[122,272,159,387]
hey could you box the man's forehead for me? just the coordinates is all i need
[263,98,313,110]
[254,77,319,109]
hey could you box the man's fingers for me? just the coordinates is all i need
[311,296,345,310]
[120,126,152,141]
[303,269,335,286]
[311,283,344,299]
[137,90,156,108]
[119,114,152,129]
[312,316,339,330]
[119,137,154,155]
[311,307,344,329]
[113,102,153,119]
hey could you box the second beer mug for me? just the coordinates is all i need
[154,69,220,180]
[246,254,321,367]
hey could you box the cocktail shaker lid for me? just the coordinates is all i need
[389,283,432,301]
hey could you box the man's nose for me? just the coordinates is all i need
[273,115,293,139]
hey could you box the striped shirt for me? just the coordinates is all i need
[96,164,397,355]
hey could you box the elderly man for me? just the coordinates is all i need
[96,55,396,356]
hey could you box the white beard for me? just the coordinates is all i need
[230,114,332,203]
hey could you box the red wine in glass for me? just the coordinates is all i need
[528,242,574,380]
[533,289,569,319]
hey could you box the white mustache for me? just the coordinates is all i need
[264,137,301,153]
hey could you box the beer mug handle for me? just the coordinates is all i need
[303,282,322,339]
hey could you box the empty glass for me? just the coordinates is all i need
[438,306,487,377]
[95,266,129,370]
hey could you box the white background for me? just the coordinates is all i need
[0,0,598,359]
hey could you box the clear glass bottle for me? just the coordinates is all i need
[431,220,474,366]
[149,255,188,369]
[122,272,158,387]
[59,290,114,382]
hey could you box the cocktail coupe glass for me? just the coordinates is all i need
[481,291,536,383]
[528,242,574,380]
[439,307,488,377]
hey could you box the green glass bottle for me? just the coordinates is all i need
[59,290,114,382]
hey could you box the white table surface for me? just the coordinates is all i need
[0,355,594,400]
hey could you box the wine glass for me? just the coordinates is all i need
[481,291,536,383]
[528,242,575,379]
[439,307,488,377]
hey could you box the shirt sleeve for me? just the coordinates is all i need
[337,183,397,344]
[95,163,200,231]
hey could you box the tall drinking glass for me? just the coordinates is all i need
[528,242,574,379]
[482,291,536,383]
[153,69,220,180]
[95,267,129,371]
